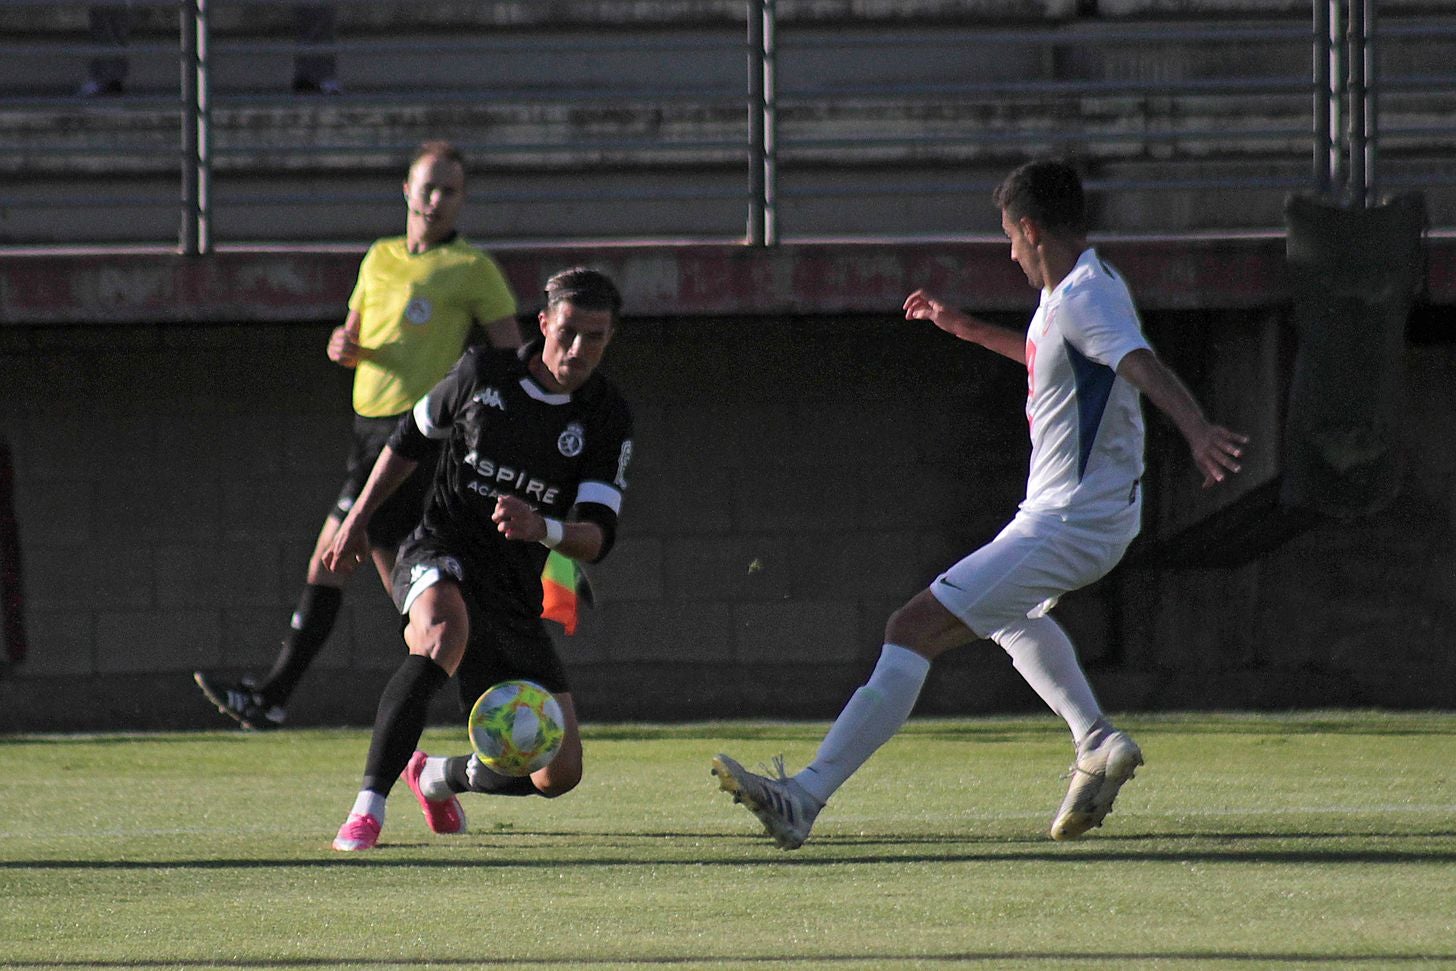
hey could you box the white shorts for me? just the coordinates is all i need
[929,507,1139,640]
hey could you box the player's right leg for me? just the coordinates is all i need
[713,591,964,849]
[333,576,468,851]
[711,754,821,850]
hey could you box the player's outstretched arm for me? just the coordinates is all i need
[903,289,1026,364]
[1117,348,1248,488]
[322,445,419,573]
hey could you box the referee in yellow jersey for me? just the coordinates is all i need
[195,140,520,730]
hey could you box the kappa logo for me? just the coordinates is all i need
[558,421,585,458]
[473,386,506,411]
[405,296,433,325]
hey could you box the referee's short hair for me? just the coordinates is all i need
[411,139,466,171]
[993,159,1087,236]
[544,267,623,322]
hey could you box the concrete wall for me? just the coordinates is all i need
[3,288,1453,730]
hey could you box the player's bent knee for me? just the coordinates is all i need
[533,740,583,797]
[533,764,582,798]
[884,591,970,659]
[404,620,466,674]
[883,602,933,651]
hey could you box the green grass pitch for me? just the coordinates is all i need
[2,711,1453,969]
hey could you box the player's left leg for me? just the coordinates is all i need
[974,511,1141,839]
[193,514,348,731]
[420,615,582,802]
[403,749,467,835]
[529,691,583,796]
[255,425,429,720]
[994,615,1142,839]
[423,692,583,800]
[995,615,1107,746]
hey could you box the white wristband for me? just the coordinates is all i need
[540,516,565,549]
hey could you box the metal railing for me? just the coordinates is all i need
[0,0,1451,251]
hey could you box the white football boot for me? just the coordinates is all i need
[711,753,822,850]
[1050,729,1143,840]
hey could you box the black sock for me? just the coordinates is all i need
[444,754,539,797]
[255,584,343,707]
[361,655,448,794]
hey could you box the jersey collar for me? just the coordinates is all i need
[517,337,573,405]
[1045,247,1099,303]
[405,231,460,255]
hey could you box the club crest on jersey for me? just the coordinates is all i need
[473,387,506,411]
[405,297,433,325]
[558,421,585,458]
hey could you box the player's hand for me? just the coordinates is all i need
[327,324,360,368]
[1189,421,1250,488]
[492,495,546,543]
[903,289,967,336]
[321,516,370,574]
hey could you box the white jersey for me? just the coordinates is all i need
[1020,248,1151,520]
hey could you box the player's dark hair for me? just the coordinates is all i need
[993,159,1087,235]
[411,139,466,172]
[544,267,623,322]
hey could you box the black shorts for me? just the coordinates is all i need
[333,413,432,551]
[391,537,571,713]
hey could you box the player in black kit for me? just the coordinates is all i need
[322,268,633,851]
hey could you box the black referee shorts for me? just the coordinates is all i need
[332,413,432,551]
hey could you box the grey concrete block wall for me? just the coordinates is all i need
[3,305,1455,730]
[0,310,1026,727]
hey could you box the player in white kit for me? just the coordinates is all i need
[713,159,1249,848]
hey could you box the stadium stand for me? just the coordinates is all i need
[1,0,1453,247]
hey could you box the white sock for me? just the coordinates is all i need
[417,756,454,801]
[350,790,386,823]
[794,643,931,806]
[994,615,1104,746]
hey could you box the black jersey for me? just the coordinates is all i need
[389,340,633,614]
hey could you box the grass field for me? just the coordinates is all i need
[2,711,1453,970]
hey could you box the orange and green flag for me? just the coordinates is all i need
[541,550,593,635]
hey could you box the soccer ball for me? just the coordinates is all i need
[467,679,566,776]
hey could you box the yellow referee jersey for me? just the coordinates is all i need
[346,235,517,417]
